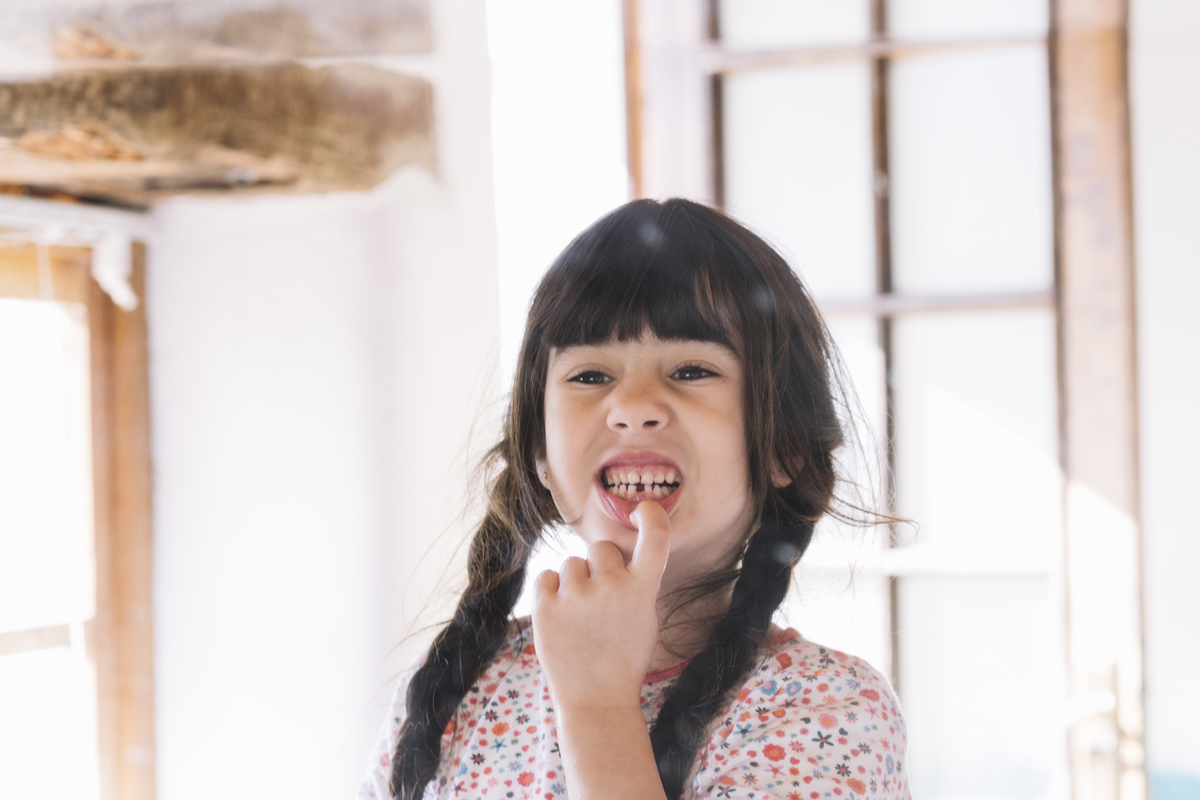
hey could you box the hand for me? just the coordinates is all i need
[531,501,672,713]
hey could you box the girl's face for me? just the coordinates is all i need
[540,334,756,592]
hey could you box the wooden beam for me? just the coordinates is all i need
[90,243,156,800]
[622,0,645,198]
[0,242,92,301]
[699,34,1046,74]
[1051,0,1145,798]
[9,0,429,66]
[0,63,433,207]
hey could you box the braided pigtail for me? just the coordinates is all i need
[648,494,814,799]
[385,197,855,800]
[388,455,549,800]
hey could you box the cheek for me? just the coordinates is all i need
[542,398,597,503]
[704,409,751,486]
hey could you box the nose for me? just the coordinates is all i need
[607,376,669,431]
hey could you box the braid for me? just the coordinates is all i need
[388,465,538,800]
[649,499,813,799]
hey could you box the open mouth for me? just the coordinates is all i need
[599,465,682,501]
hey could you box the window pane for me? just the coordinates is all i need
[0,643,101,799]
[887,0,1048,40]
[889,46,1053,295]
[793,318,892,677]
[719,0,871,48]
[723,63,876,300]
[824,316,887,514]
[0,299,95,633]
[891,310,1060,567]
[898,576,1066,800]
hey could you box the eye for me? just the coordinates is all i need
[671,363,717,381]
[567,369,612,385]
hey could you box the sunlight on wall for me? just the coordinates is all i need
[486,0,631,382]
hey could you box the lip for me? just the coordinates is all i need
[595,450,684,531]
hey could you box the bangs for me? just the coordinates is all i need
[536,205,758,353]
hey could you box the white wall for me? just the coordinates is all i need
[486,0,630,380]
[1129,0,1200,795]
[147,2,500,798]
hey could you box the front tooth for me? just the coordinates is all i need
[666,470,676,484]
[652,485,663,498]
[655,471,665,484]
[640,470,653,486]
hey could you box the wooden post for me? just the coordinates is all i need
[1051,1,1145,798]
[91,242,156,800]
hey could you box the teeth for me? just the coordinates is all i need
[602,466,682,494]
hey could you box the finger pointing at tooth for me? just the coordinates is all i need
[630,501,672,584]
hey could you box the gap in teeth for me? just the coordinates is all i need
[602,467,680,499]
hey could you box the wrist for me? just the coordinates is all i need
[555,700,645,728]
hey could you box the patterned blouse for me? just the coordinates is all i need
[360,619,910,800]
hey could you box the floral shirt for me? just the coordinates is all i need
[360,619,909,800]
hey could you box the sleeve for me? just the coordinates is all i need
[691,649,910,800]
[358,664,420,800]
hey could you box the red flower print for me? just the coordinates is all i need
[492,722,509,736]
[819,714,838,728]
[847,778,867,794]
[859,689,880,702]
[518,772,534,787]
[776,653,793,668]
[763,744,786,761]
[817,683,829,693]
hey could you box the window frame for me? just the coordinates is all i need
[0,238,156,800]
[624,0,1145,797]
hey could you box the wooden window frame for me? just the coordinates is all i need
[0,238,156,800]
[624,1,1145,797]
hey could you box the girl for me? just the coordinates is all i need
[360,199,909,800]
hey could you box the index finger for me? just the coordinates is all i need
[630,500,671,583]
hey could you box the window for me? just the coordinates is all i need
[627,0,1143,797]
[0,234,155,800]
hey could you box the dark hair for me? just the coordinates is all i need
[390,198,847,800]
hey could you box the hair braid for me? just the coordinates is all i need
[388,465,537,800]
[649,500,813,799]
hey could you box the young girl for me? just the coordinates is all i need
[360,199,909,800]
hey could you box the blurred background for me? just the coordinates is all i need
[0,1,1196,799]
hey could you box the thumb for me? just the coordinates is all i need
[630,501,671,583]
